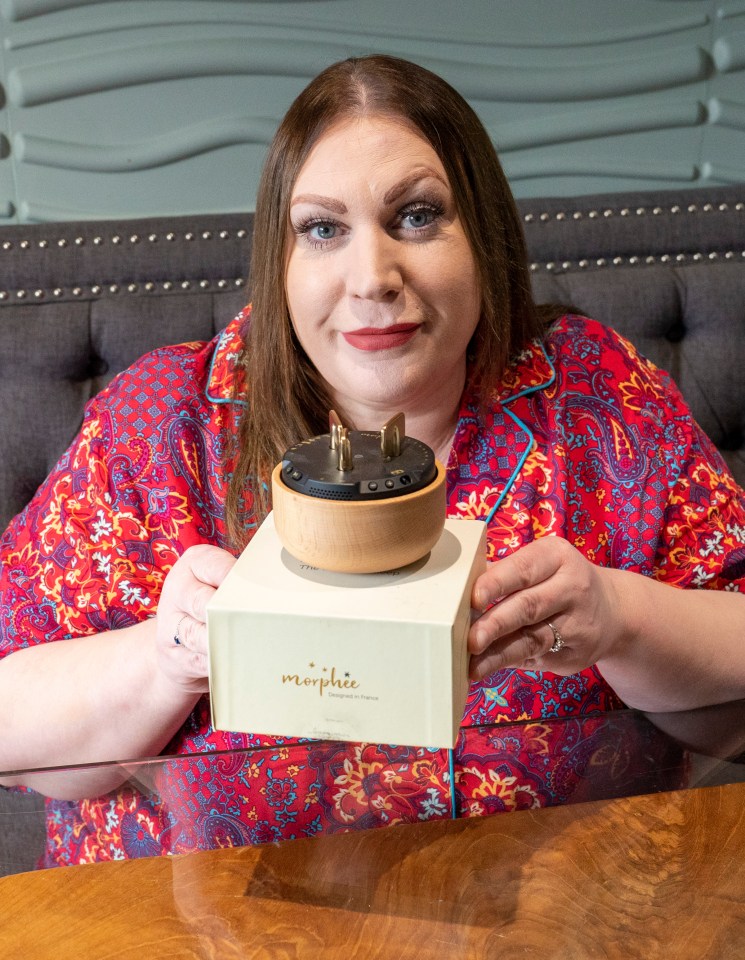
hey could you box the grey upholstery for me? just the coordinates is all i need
[521,188,745,486]
[0,185,743,876]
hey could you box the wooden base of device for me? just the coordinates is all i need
[270,461,447,573]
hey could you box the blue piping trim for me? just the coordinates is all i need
[205,328,247,407]
[483,407,535,527]
[448,748,457,819]
[501,339,556,405]
[482,340,556,528]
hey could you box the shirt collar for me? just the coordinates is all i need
[205,306,250,405]
[494,333,556,406]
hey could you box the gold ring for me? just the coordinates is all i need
[547,621,565,653]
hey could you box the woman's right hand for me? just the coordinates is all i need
[155,544,237,694]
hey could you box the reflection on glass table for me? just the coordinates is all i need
[2,702,745,878]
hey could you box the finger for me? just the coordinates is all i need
[173,613,206,652]
[469,579,558,655]
[470,622,564,679]
[181,544,237,589]
[168,545,237,622]
[182,648,209,679]
[472,538,563,611]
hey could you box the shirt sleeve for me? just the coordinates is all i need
[653,405,745,591]
[0,387,180,658]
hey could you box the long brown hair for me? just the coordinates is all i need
[225,54,549,548]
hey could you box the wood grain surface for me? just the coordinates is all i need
[271,460,446,573]
[3,783,745,959]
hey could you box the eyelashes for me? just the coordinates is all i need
[291,195,448,249]
[292,216,340,249]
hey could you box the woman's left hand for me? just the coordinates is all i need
[468,536,623,680]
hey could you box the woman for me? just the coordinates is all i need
[1,55,743,866]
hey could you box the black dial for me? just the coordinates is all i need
[279,430,437,501]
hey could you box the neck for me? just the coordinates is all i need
[333,369,465,468]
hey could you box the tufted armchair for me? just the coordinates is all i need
[0,183,743,875]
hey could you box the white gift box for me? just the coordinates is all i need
[206,513,486,749]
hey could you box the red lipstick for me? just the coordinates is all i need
[342,323,420,352]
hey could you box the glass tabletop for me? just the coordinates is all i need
[3,701,745,878]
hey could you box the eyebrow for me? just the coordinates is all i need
[290,168,449,214]
[383,168,448,205]
[290,194,347,214]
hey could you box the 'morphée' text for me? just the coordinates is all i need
[281,666,360,697]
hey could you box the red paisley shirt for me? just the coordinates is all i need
[1,310,743,867]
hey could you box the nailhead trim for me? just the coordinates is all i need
[0,278,246,301]
[523,201,744,224]
[529,250,745,271]
[0,228,252,251]
[0,227,252,302]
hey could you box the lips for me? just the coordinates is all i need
[342,323,420,352]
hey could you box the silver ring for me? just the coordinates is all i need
[174,614,189,647]
[547,621,565,654]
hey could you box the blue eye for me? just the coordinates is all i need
[309,222,337,241]
[399,201,444,232]
[403,209,434,229]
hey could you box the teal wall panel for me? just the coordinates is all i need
[0,0,741,222]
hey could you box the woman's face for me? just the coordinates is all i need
[284,114,481,423]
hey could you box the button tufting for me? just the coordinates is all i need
[721,429,744,452]
[666,320,686,343]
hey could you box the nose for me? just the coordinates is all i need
[344,228,403,301]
